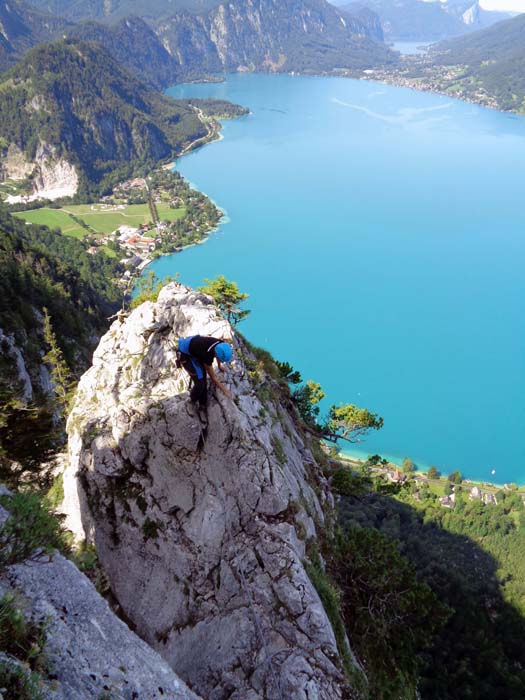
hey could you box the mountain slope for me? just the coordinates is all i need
[0,0,71,71]
[433,11,525,63]
[343,0,512,40]
[0,206,123,477]
[430,13,525,110]
[69,16,182,89]
[0,39,207,196]
[156,0,397,75]
[21,0,220,22]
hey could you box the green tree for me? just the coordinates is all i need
[292,380,325,426]
[275,361,302,385]
[428,466,440,479]
[323,404,384,444]
[198,275,250,325]
[334,528,450,699]
[131,271,177,309]
[42,308,74,416]
[402,457,416,474]
[448,470,463,485]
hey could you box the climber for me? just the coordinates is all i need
[177,335,233,415]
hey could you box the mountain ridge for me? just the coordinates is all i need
[342,0,512,40]
[0,0,71,71]
[155,0,397,76]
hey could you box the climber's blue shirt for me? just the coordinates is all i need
[178,335,222,380]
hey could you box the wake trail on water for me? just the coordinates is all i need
[331,98,453,126]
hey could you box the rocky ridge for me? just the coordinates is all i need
[62,282,360,699]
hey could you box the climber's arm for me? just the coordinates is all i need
[205,364,233,400]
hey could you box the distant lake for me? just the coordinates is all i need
[153,74,525,484]
[392,41,433,55]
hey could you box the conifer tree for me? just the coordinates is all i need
[42,308,74,416]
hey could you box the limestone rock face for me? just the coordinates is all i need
[0,326,34,403]
[3,142,79,204]
[63,283,350,700]
[3,551,201,700]
[157,0,396,77]
[30,142,79,201]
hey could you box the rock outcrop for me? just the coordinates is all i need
[30,142,79,201]
[0,506,201,700]
[63,283,356,699]
[4,142,79,204]
[0,327,34,403]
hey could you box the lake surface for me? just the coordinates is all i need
[153,74,525,484]
[392,41,433,55]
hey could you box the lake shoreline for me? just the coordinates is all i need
[338,451,525,490]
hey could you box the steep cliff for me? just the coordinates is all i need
[156,0,397,76]
[63,282,361,699]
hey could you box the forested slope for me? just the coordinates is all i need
[0,39,207,196]
[0,207,122,479]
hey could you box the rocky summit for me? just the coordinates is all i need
[62,282,356,700]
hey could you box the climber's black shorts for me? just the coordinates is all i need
[179,355,207,407]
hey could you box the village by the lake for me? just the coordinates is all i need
[6,167,222,292]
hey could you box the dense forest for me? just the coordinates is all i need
[331,461,525,699]
[69,16,182,89]
[0,206,122,479]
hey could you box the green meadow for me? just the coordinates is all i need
[13,203,186,237]
[13,208,86,239]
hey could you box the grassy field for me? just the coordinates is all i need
[64,204,152,233]
[13,208,86,239]
[13,203,186,237]
[157,203,185,223]
[425,481,447,497]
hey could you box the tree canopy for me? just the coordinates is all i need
[198,274,250,325]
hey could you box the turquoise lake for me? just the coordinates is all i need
[151,74,525,484]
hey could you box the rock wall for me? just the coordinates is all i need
[0,143,34,181]
[30,142,79,200]
[0,327,34,403]
[63,283,356,700]
[157,0,396,76]
[4,142,79,204]
[0,504,201,700]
